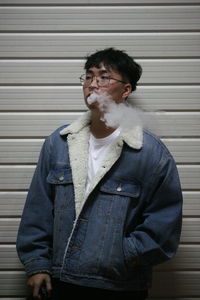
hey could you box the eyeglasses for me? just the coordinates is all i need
[79,74,127,87]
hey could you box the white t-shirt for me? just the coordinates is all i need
[86,127,121,194]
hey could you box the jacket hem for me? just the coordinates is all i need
[59,272,151,291]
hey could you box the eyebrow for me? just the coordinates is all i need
[86,69,110,75]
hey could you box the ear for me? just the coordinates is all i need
[122,83,132,100]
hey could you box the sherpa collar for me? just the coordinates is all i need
[60,111,143,150]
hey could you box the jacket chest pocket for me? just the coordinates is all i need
[98,178,141,219]
[47,166,74,212]
[47,166,73,185]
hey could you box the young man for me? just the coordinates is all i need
[16,48,182,299]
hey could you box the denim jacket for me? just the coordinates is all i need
[16,111,182,291]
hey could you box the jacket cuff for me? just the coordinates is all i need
[24,258,52,277]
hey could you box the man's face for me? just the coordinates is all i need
[83,63,131,110]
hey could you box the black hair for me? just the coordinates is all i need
[84,47,142,92]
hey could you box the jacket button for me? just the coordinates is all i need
[59,175,64,181]
[117,186,122,192]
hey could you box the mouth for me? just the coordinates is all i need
[86,92,92,100]
[87,92,99,105]
[87,90,100,97]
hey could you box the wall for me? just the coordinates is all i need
[0,0,200,299]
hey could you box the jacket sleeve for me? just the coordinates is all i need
[123,152,183,266]
[16,136,54,276]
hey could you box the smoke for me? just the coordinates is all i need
[87,92,157,132]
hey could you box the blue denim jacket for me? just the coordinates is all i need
[16,112,182,291]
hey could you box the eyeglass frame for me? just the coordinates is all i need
[79,73,127,87]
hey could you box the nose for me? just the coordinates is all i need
[89,76,99,89]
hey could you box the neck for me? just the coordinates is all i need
[90,111,116,138]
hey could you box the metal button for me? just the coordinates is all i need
[59,175,64,181]
[117,186,122,192]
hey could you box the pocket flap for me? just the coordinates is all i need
[100,178,141,198]
[47,167,72,184]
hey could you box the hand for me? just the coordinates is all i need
[27,273,52,299]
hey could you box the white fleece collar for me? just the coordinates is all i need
[60,111,143,150]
